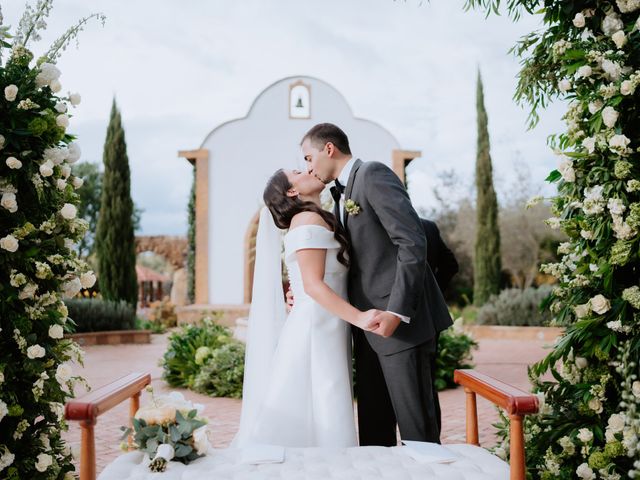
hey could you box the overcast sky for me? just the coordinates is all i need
[2,0,565,236]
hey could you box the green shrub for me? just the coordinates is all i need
[475,285,553,326]
[135,317,166,334]
[434,322,478,391]
[66,298,136,332]
[161,316,234,389]
[193,343,245,398]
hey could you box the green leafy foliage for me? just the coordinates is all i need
[434,326,478,391]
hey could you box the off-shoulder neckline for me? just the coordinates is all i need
[285,224,334,238]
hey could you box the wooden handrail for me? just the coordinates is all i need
[65,372,151,480]
[454,369,538,480]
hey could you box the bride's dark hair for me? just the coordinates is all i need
[263,169,350,267]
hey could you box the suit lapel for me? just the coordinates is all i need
[343,159,363,229]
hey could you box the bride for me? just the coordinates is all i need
[232,168,383,448]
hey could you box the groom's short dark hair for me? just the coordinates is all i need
[301,123,352,155]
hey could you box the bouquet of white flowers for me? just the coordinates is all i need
[121,388,211,472]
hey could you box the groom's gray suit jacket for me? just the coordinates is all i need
[338,159,453,356]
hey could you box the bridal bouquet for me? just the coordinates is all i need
[121,388,210,472]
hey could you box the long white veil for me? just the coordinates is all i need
[232,206,287,447]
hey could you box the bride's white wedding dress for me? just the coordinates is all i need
[233,224,357,448]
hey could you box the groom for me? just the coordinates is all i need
[300,123,452,446]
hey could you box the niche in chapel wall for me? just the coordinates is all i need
[289,81,311,119]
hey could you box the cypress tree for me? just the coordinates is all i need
[473,70,501,305]
[95,99,138,306]
[187,168,196,303]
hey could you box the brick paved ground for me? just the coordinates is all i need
[62,334,551,474]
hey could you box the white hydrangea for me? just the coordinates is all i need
[62,277,82,298]
[621,79,635,96]
[558,158,575,182]
[50,79,62,93]
[609,134,631,154]
[582,136,596,153]
[43,147,68,165]
[26,344,46,359]
[0,446,15,472]
[607,198,626,216]
[616,0,640,13]
[602,59,622,81]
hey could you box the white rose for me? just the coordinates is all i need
[582,136,596,154]
[588,397,603,413]
[39,160,54,177]
[192,426,210,455]
[62,277,82,298]
[575,357,588,369]
[632,381,640,399]
[0,235,18,252]
[35,453,53,472]
[152,444,175,463]
[55,363,72,383]
[608,413,626,433]
[609,134,631,152]
[67,142,81,163]
[80,271,97,289]
[60,203,77,220]
[621,80,635,96]
[588,100,603,114]
[27,344,46,359]
[0,134,5,150]
[35,63,61,88]
[4,84,18,101]
[602,13,624,36]
[0,399,8,423]
[558,78,572,92]
[55,101,67,113]
[61,164,71,178]
[50,79,62,93]
[0,371,4,384]
[1,192,17,213]
[602,106,619,128]
[577,428,594,443]
[576,65,592,79]
[602,59,622,80]
[56,114,69,128]
[573,12,586,28]
[558,158,575,182]
[48,324,64,339]
[612,30,627,49]
[56,179,67,190]
[69,93,81,106]
[72,176,84,189]
[5,156,22,169]
[591,294,611,314]
[576,462,596,480]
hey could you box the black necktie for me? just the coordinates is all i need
[330,180,345,204]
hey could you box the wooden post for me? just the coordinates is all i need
[128,391,141,449]
[509,414,526,480]
[464,387,480,446]
[79,420,96,480]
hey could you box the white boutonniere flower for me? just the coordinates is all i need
[345,199,361,216]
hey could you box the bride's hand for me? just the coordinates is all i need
[356,309,382,331]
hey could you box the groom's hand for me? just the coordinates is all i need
[372,312,401,338]
[285,287,294,313]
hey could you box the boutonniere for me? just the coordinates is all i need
[345,199,361,216]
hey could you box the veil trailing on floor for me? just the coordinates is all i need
[232,206,287,447]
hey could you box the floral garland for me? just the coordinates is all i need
[0,2,104,478]
[466,1,640,478]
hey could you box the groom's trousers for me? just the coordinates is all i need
[353,328,440,446]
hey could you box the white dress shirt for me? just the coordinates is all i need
[334,159,410,325]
